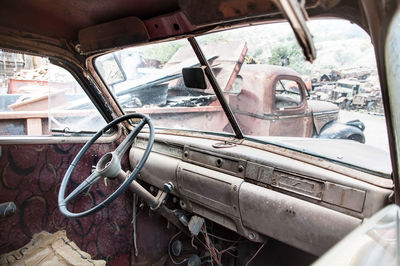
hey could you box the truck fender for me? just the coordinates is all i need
[318,120,365,143]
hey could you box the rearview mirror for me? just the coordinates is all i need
[182,67,207,89]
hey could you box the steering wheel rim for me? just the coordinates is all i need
[58,113,154,218]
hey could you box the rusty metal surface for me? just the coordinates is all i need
[310,100,339,135]
[129,133,391,255]
[176,161,264,242]
[179,0,278,26]
[239,182,361,256]
[247,138,393,188]
[228,64,314,137]
[269,114,313,137]
[0,0,179,40]
[130,146,264,242]
[223,42,248,91]
[312,111,339,135]
[177,162,243,220]
[307,100,339,113]
[140,107,229,134]
[138,132,394,189]
[0,0,364,46]
[85,57,126,121]
[154,129,392,187]
[144,11,198,40]
[183,146,246,178]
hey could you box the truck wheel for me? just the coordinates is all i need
[345,100,352,111]
[348,134,364,143]
[367,101,374,111]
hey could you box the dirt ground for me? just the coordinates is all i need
[339,110,390,152]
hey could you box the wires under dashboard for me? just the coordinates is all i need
[168,231,189,265]
[206,231,244,243]
[198,224,241,265]
[167,216,244,265]
[245,242,265,266]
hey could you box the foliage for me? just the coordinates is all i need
[141,42,185,65]
[268,44,310,74]
[334,49,353,65]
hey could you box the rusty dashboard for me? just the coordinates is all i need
[129,134,392,256]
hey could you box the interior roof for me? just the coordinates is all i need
[0,0,179,41]
[0,0,364,45]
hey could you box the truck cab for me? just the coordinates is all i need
[228,64,364,141]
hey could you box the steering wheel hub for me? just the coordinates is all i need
[96,152,121,178]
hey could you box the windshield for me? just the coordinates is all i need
[95,20,391,177]
[95,39,233,134]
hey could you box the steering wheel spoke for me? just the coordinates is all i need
[114,118,146,159]
[63,170,102,204]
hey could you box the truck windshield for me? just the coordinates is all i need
[95,39,233,134]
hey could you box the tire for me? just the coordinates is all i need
[348,134,364,143]
[345,100,352,111]
[367,101,374,111]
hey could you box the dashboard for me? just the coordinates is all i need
[129,134,392,256]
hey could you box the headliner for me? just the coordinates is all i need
[0,0,179,40]
[0,0,363,44]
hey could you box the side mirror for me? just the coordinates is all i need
[182,67,207,89]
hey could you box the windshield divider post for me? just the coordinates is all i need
[188,37,244,139]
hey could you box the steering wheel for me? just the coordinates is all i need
[58,113,154,218]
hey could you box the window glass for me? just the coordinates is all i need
[194,20,391,176]
[95,20,391,176]
[95,39,233,134]
[275,79,302,109]
[0,51,106,136]
[196,20,389,150]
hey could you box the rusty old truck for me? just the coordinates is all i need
[102,43,366,143]
[223,64,365,142]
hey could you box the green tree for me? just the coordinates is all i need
[269,44,302,65]
[334,49,353,65]
[268,44,310,74]
[142,42,185,65]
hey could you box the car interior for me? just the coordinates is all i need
[0,0,399,265]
